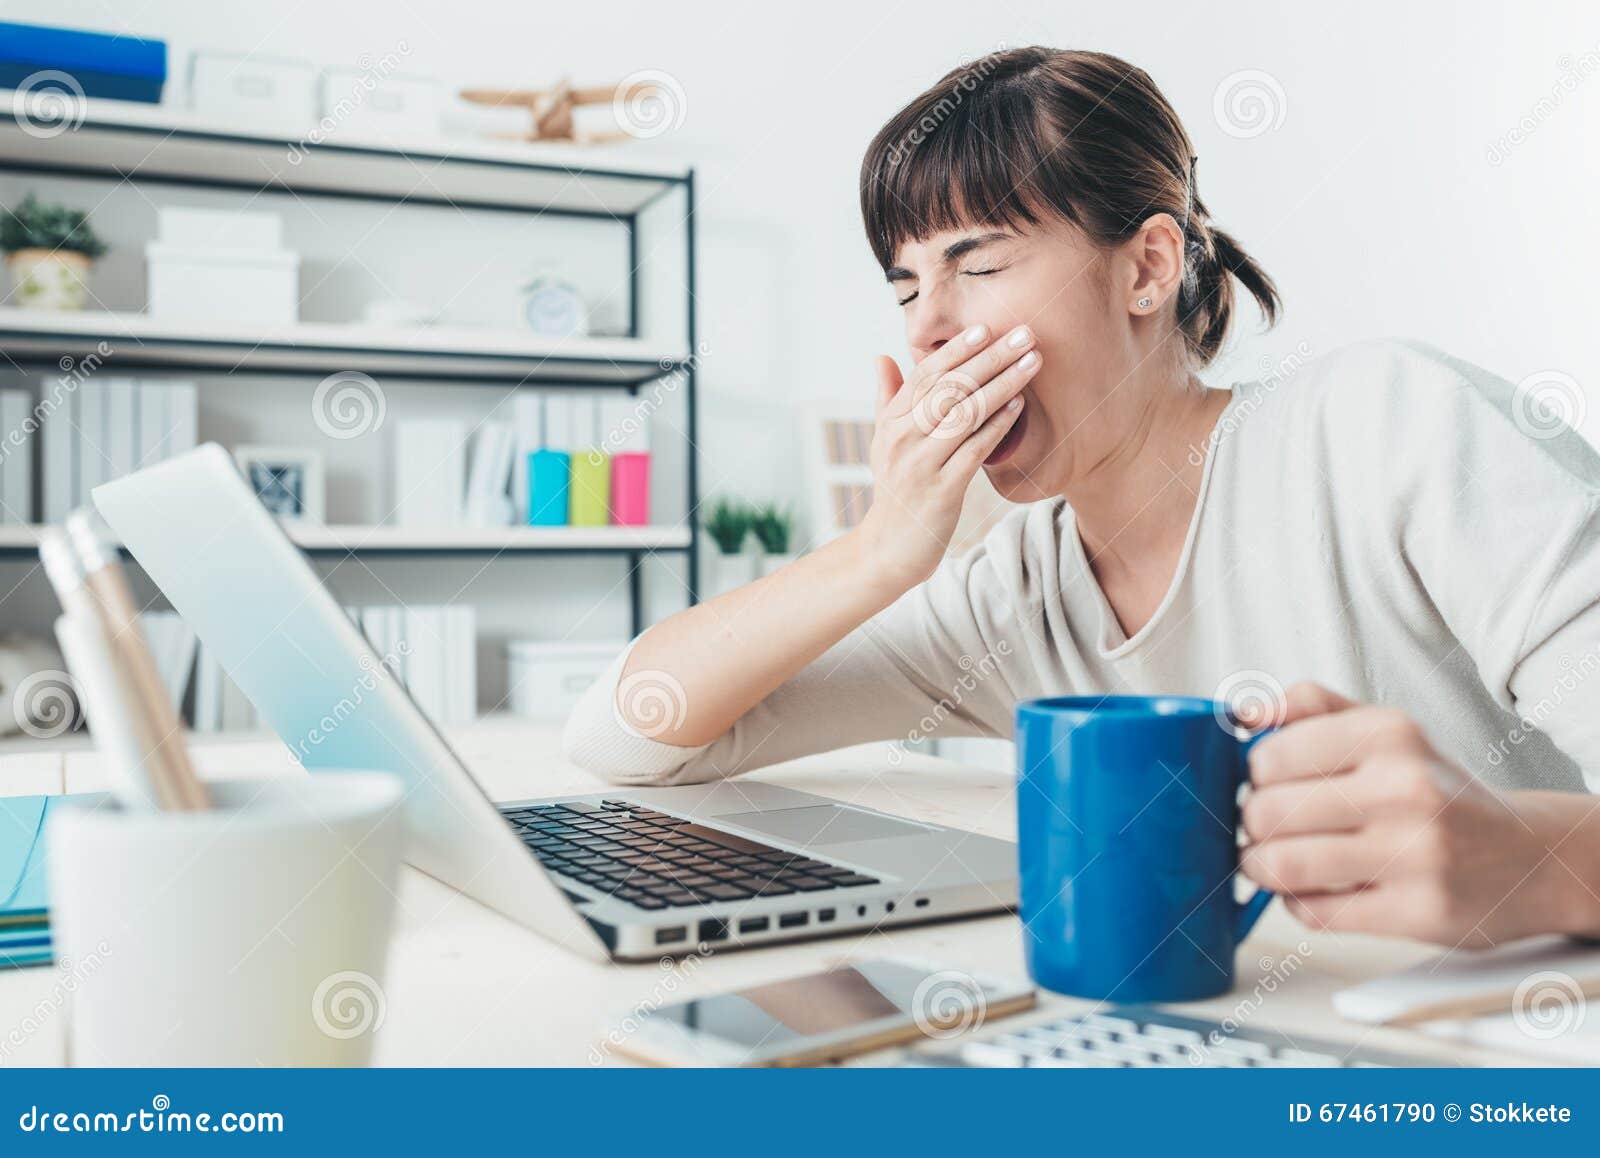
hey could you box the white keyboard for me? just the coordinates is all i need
[906,1007,1447,1068]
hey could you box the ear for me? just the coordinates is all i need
[1121,212,1186,318]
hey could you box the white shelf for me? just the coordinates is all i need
[0,97,688,216]
[0,522,692,556]
[0,308,686,385]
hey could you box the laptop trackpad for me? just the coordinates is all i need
[712,804,932,846]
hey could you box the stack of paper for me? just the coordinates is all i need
[351,603,476,727]
[41,376,198,524]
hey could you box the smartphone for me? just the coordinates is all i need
[617,957,1035,1067]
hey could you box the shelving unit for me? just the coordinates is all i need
[0,308,688,385]
[0,522,693,555]
[0,97,700,639]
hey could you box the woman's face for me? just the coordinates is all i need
[887,220,1143,502]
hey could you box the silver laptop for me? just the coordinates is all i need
[93,444,1017,961]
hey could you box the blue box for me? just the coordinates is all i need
[0,21,166,104]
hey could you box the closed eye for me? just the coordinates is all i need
[896,290,919,307]
[961,266,1006,278]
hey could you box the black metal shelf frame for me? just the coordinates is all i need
[0,110,701,637]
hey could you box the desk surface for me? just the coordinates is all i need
[0,718,1544,1067]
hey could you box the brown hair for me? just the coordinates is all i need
[860,47,1279,365]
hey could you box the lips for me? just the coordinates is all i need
[984,402,1028,466]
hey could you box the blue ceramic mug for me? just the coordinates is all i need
[1016,695,1273,1003]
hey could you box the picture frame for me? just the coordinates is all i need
[233,445,326,523]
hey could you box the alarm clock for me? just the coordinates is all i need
[521,276,589,338]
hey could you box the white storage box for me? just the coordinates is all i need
[320,69,443,140]
[145,243,300,326]
[189,52,317,131]
[158,206,283,252]
[506,640,625,722]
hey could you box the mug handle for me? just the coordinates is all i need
[1234,729,1275,942]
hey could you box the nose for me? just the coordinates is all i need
[905,302,964,360]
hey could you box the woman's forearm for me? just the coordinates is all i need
[617,528,909,746]
[1519,789,1600,939]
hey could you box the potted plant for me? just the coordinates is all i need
[751,503,798,576]
[704,497,756,596]
[2,193,108,311]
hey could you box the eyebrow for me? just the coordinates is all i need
[883,231,1012,282]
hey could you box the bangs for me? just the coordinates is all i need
[860,60,1074,269]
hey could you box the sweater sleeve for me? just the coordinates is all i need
[562,524,1032,786]
[1370,344,1600,790]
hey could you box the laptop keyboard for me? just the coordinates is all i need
[502,799,882,911]
[908,1008,1438,1068]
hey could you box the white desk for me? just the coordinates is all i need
[0,717,1542,1067]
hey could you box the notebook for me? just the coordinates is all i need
[0,795,51,928]
[0,794,112,969]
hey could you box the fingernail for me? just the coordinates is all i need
[964,325,988,346]
[1006,397,1022,410]
[1018,350,1040,370]
[1007,326,1032,348]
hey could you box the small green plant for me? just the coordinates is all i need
[704,498,753,555]
[1,193,108,258]
[750,503,795,555]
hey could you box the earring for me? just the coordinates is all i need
[1137,296,1153,310]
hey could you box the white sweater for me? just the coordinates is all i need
[565,339,1600,795]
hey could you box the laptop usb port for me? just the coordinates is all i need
[778,912,809,929]
[654,926,687,945]
[738,917,770,934]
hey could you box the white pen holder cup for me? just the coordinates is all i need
[48,772,405,1066]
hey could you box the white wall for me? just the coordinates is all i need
[5,0,1599,705]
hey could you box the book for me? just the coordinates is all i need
[136,380,168,468]
[0,389,33,524]
[404,606,445,724]
[0,795,50,927]
[192,642,222,732]
[463,422,515,526]
[75,377,107,503]
[140,611,197,711]
[392,419,465,526]
[510,393,544,524]
[166,381,198,455]
[41,375,75,523]
[105,377,137,480]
